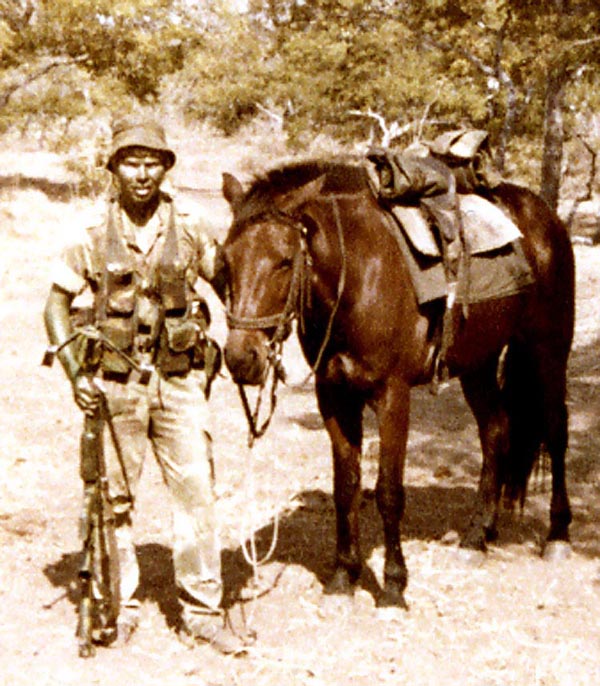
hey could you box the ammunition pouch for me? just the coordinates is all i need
[105,267,136,315]
[195,335,221,398]
[159,265,188,314]
[189,297,219,380]
[98,318,135,375]
[153,305,222,385]
[193,333,221,374]
[136,296,163,352]
[155,318,197,376]
[98,266,136,375]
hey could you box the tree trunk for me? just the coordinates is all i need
[540,65,568,211]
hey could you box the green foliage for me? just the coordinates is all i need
[181,17,271,134]
[1,0,599,194]
[0,0,200,133]
[184,8,494,145]
[28,0,193,99]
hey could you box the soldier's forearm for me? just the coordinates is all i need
[44,286,80,383]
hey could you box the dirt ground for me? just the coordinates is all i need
[1,143,600,686]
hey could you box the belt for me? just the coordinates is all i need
[102,370,131,384]
[102,368,189,383]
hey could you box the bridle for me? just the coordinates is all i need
[225,213,310,344]
[225,212,310,446]
[225,200,348,446]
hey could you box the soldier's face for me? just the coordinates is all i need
[114,147,167,206]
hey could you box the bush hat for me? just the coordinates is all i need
[106,115,176,172]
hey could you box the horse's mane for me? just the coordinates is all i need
[236,158,369,224]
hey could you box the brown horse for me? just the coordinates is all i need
[221,160,574,608]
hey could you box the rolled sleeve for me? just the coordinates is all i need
[179,214,224,283]
[50,260,87,294]
[197,234,224,283]
[51,226,96,295]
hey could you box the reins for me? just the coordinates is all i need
[226,215,310,448]
[309,196,347,377]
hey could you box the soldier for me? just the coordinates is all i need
[44,114,250,655]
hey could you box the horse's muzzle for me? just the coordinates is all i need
[224,331,269,386]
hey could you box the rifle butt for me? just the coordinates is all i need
[77,551,95,658]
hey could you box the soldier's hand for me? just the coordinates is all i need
[73,374,101,416]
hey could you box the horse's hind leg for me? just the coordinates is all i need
[503,336,572,553]
[316,380,364,595]
[532,342,572,553]
[459,355,509,552]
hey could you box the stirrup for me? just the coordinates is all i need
[429,282,457,396]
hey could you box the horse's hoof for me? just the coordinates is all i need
[323,568,356,597]
[376,588,408,611]
[542,540,572,562]
[455,546,486,567]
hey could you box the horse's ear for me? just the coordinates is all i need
[222,172,245,212]
[279,174,327,214]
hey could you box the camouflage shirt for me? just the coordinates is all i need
[52,193,225,301]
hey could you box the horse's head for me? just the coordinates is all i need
[221,171,324,386]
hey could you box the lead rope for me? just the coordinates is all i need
[234,412,280,637]
[232,198,347,636]
[233,248,304,633]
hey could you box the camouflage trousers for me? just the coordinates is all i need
[98,367,222,622]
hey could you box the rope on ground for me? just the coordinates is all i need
[236,439,281,633]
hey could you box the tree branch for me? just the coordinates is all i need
[348,108,413,146]
[0,55,89,108]
[565,135,597,230]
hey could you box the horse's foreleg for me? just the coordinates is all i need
[373,379,410,608]
[460,357,508,551]
[317,381,364,595]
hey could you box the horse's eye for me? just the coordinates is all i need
[279,257,293,270]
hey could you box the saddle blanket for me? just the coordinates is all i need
[384,202,535,306]
[390,193,523,258]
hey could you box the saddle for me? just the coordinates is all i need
[366,147,534,305]
[384,194,534,306]
[367,141,534,388]
[391,194,522,259]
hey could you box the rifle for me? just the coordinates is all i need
[43,325,152,657]
[77,405,121,658]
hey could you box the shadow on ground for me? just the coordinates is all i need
[43,543,182,629]
[42,332,600,631]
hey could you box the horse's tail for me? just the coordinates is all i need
[500,339,545,509]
